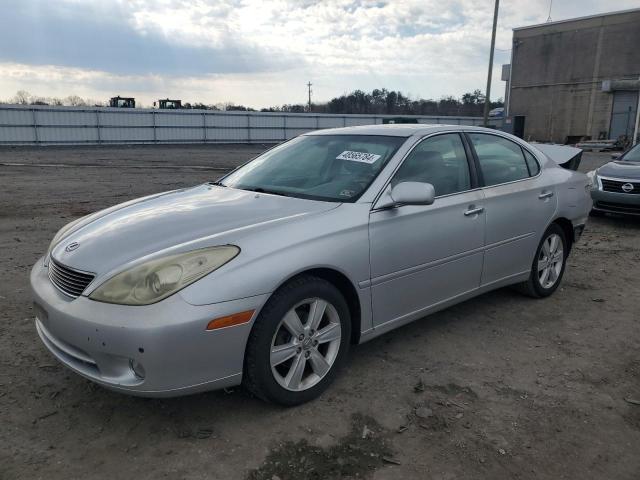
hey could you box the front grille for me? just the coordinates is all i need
[595,201,640,215]
[600,178,640,194]
[48,258,95,298]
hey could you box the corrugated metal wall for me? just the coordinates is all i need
[0,105,493,145]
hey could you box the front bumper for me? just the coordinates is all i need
[591,189,640,216]
[30,258,270,397]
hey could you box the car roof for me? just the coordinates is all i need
[304,123,497,137]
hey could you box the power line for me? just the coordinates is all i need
[546,0,553,22]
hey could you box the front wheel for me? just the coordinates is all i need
[515,224,568,298]
[243,275,351,406]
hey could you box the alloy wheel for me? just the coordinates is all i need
[537,233,564,289]
[270,297,341,392]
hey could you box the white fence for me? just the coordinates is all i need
[0,105,496,145]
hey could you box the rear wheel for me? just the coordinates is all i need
[515,224,567,298]
[243,275,351,406]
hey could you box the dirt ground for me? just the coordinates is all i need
[1,144,639,480]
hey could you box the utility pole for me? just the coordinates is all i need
[483,0,499,127]
[307,81,312,112]
[633,77,640,146]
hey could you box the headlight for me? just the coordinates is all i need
[45,216,87,265]
[89,245,240,305]
[586,170,599,189]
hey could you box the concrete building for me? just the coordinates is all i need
[505,8,640,145]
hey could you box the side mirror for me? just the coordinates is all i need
[377,181,435,209]
[611,152,622,160]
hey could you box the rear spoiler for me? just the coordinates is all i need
[530,143,583,171]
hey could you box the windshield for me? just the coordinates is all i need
[622,143,640,162]
[220,135,406,202]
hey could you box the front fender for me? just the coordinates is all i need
[178,203,371,308]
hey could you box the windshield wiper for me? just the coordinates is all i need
[243,187,290,197]
[209,181,226,187]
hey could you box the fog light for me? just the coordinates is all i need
[129,358,146,380]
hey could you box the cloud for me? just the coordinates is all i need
[1,0,638,108]
[0,0,298,75]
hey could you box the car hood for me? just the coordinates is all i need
[598,161,640,180]
[51,184,337,274]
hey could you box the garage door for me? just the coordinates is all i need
[609,91,638,141]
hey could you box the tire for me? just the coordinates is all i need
[515,223,568,298]
[243,275,351,406]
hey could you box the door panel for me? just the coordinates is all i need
[369,189,485,326]
[465,132,557,285]
[480,176,556,285]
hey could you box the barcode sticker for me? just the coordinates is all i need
[336,150,381,164]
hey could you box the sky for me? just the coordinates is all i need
[0,0,638,108]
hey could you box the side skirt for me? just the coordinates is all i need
[358,270,530,344]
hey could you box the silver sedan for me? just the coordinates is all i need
[31,125,592,405]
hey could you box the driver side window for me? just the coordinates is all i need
[391,133,471,197]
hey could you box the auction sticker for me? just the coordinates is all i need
[336,150,381,164]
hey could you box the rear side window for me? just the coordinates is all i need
[523,149,540,176]
[468,133,531,186]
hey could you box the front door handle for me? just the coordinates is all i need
[538,191,554,199]
[464,206,484,216]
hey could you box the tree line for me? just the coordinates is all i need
[2,88,502,116]
[262,89,502,116]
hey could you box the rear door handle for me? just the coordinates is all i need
[538,191,554,199]
[464,206,484,216]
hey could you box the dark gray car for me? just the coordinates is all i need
[589,143,640,216]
